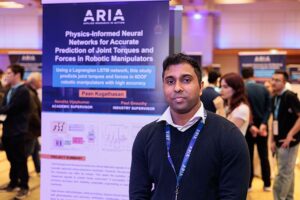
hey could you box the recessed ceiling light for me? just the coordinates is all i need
[0,1,24,8]
[193,13,203,20]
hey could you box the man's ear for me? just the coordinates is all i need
[16,73,22,80]
[199,81,204,96]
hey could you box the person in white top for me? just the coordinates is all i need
[27,72,42,102]
[220,73,250,135]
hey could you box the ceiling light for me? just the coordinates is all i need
[214,0,255,4]
[270,49,278,54]
[193,13,203,20]
[0,1,24,8]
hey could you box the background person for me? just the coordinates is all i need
[220,72,250,136]
[201,69,225,117]
[0,64,31,199]
[242,67,272,191]
[270,70,300,200]
[25,79,41,175]
[27,72,42,102]
[0,69,7,104]
[264,80,273,96]
[26,72,42,174]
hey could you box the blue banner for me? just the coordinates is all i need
[43,1,169,114]
[288,66,300,83]
[239,53,286,80]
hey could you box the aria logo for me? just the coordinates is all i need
[254,56,271,62]
[21,55,36,62]
[83,9,125,25]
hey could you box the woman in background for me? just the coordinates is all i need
[220,73,250,136]
[264,80,273,96]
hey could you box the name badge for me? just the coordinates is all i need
[273,120,279,136]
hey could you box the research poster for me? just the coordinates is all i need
[42,1,169,199]
[239,52,286,82]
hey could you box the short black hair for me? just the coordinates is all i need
[162,53,202,84]
[274,69,289,81]
[241,67,254,79]
[208,70,220,84]
[8,64,25,80]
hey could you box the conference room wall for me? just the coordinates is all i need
[0,8,41,49]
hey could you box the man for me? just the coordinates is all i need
[129,53,250,200]
[241,67,271,191]
[26,72,42,174]
[271,70,300,200]
[25,80,41,175]
[201,69,225,117]
[0,64,31,199]
[0,69,7,104]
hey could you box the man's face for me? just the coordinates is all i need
[163,63,202,114]
[5,68,17,86]
[271,74,285,94]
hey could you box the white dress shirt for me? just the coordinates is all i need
[157,104,206,132]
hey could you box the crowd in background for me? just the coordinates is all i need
[201,66,300,200]
[0,64,42,200]
[0,62,298,200]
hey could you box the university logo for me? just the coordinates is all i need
[51,121,67,134]
[83,9,125,25]
[254,56,271,62]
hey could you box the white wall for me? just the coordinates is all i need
[291,84,300,98]
[182,13,214,66]
[181,1,300,66]
[216,2,300,48]
[0,8,42,49]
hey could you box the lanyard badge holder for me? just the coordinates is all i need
[165,121,204,200]
[273,97,281,136]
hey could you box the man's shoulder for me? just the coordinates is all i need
[205,111,237,132]
[283,90,298,98]
[280,90,299,105]
[205,112,247,148]
[246,82,267,92]
[16,84,30,93]
[142,119,161,127]
[282,90,300,109]
[134,120,165,146]
[206,111,227,121]
[203,87,219,96]
[138,120,164,135]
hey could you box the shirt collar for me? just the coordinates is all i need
[276,88,287,97]
[157,103,206,132]
[245,79,256,84]
[280,88,287,96]
[11,82,23,89]
[207,84,216,88]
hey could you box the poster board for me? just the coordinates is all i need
[41,0,169,199]
[239,51,286,82]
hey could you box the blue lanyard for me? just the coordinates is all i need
[274,96,281,120]
[165,120,204,199]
